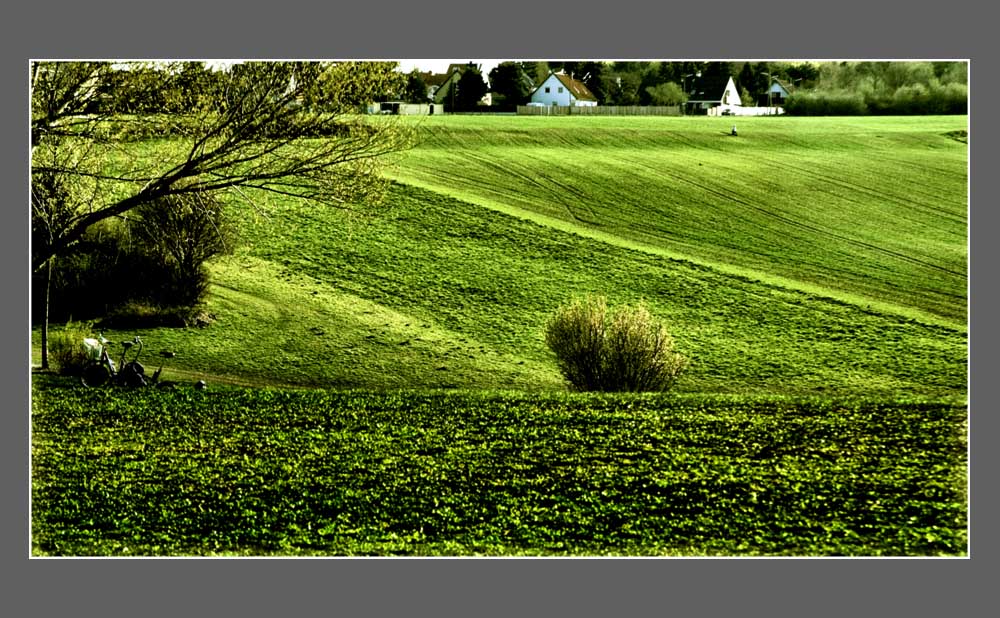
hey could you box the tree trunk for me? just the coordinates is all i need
[40,257,52,370]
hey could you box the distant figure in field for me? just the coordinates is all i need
[731,125,738,136]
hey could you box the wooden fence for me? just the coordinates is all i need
[516,105,682,116]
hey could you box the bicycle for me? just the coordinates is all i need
[80,334,162,388]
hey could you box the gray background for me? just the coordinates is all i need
[5,0,990,615]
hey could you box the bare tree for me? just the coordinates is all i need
[31,60,412,366]
[30,60,413,274]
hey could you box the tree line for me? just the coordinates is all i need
[97,60,965,115]
[399,60,967,114]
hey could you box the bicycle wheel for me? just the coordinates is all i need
[81,362,111,387]
[121,362,147,387]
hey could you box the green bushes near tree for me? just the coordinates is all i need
[785,83,968,116]
[545,296,687,393]
[131,190,234,307]
[47,322,96,376]
[644,82,687,106]
[785,61,968,116]
[33,190,233,327]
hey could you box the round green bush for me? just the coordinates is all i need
[544,295,687,392]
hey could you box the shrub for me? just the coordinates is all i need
[132,189,234,307]
[33,188,235,325]
[95,302,196,329]
[545,296,687,392]
[48,322,97,376]
[784,91,867,116]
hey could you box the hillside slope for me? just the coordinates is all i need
[33,116,967,398]
[388,115,968,327]
[103,178,963,397]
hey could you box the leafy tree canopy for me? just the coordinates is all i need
[488,62,534,106]
[404,70,429,103]
[645,82,688,106]
[454,65,488,111]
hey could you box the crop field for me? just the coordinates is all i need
[31,379,967,556]
[30,114,969,556]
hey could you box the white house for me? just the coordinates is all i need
[765,78,792,105]
[529,72,598,107]
[684,75,742,114]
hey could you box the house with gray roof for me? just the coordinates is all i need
[430,63,493,107]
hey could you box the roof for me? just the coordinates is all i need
[437,64,481,89]
[685,75,735,102]
[419,71,449,87]
[446,63,477,76]
[555,73,597,101]
[769,78,794,94]
[529,71,598,101]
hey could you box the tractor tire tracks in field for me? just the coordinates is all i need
[623,155,966,281]
[767,159,967,228]
[461,150,600,226]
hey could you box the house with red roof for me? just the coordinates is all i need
[529,71,598,107]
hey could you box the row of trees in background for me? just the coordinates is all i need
[99,60,966,116]
[398,61,817,107]
[786,61,968,115]
[399,60,967,115]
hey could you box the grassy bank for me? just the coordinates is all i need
[30,114,969,557]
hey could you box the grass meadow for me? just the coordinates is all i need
[31,114,969,556]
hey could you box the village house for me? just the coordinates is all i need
[761,77,793,106]
[419,70,450,102]
[420,63,490,109]
[430,64,469,104]
[684,74,742,115]
[528,71,598,107]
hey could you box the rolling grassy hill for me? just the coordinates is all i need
[32,115,968,398]
[389,115,968,327]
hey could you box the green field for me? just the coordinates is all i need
[390,115,967,326]
[31,114,969,556]
[31,379,967,556]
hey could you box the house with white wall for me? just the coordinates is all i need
[529,72,598,107]
[433,64,474,105]
[684,75,742,114]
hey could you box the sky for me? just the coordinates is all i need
[396,59,501,76]
[199,59,503,76]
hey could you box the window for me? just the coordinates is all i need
[545,87,550,93]
[558,87,564,93]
